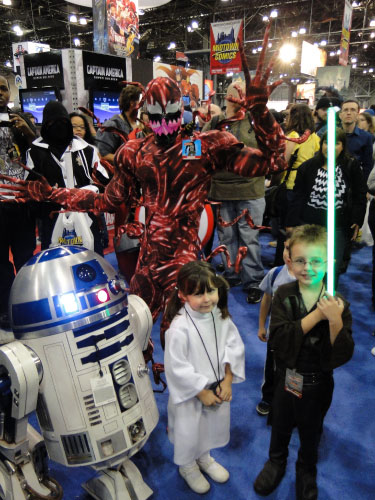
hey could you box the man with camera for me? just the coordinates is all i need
[0,75,36,329]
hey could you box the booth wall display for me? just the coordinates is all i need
[300,41,327,77]
[93,0,140,58]
[153,63,203,106]
[12,41,50,77]
[210,19,243,75]
[82,50,126,90]
[316,65,351,93]
[24,51,64,89]
[296,83,316,107]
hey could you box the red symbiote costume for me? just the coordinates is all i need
[0,26,288,333]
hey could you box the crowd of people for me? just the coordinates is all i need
[0,64,374,500]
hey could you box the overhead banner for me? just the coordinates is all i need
[93,0,140,58]
[82,51,126,89]
[24,51,64,88]
[210,19,243,75]
[339,0,353,66]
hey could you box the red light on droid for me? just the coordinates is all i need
[96,289,110,303]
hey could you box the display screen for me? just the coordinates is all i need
[19,88,60,124]
[90,89,120,124]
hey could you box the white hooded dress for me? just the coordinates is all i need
[164,303,245,465]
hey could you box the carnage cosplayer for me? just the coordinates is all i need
[0,26,288,332]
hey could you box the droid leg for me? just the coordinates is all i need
[82,459,152,500]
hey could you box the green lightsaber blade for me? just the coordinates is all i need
[326,108,336,296]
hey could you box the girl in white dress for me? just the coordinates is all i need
[164,261,245,494]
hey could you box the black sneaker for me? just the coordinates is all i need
[246,288,262,304]
[256,401,270,416]
[296,469,318,500]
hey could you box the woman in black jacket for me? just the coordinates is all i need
[286,128,367,284]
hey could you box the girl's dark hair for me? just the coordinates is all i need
[316,127,351,165]
[285,104,315,135]
[69,112,96,145]
[164,261,230,323]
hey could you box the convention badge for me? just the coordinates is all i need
[90,373,117,407]
[285,368,303,398]
[182,139,201,160]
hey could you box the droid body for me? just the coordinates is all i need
[3,245,158,499]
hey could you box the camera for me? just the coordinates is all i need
[0,113,11,127]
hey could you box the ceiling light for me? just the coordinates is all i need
[226,71,233,77]
[252,48,257,54]
[320,40,327,46]
[73,38,80,46]
[363,69,367,73]
[352,63,357,68]
[291,31,298,37]
[270,10,278,18]
[313,42,319,47]
[262,15,269,22]
[371,32,375,38]
[168,42,176,50]
[191,20,198,29]
[352,1,360,6]
[5,60,11,67]
[329,51,335,56]
[268,42,272,48]
[12,25,23,35]
[79,18,87,25]
[69,14,77,23]
[370,20,375,27]
[154,55,161,62]
[3,0,12,5]
[336,49,341,55]
[299,27,306,34]
[257,46,262,52]
[279,43,296,63]
[187,26,192,32]
[138,8,144,15]
[364,43,368,48]
[351,57,357,63]
[370,68,374,73]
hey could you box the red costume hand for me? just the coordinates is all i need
[0,173,53,203]
[226,23,283,113]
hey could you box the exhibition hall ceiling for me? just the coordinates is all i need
[1,0,375,83]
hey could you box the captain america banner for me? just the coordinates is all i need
[210,20,243,75]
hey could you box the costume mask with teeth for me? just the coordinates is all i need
[145,77,183,147]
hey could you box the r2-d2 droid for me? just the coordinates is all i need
[0,245,159,499]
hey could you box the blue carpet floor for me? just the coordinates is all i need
[34,233,375,499]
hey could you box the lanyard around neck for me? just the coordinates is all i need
[184,307,221,386]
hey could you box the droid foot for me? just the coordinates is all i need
[82,460,153,500]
